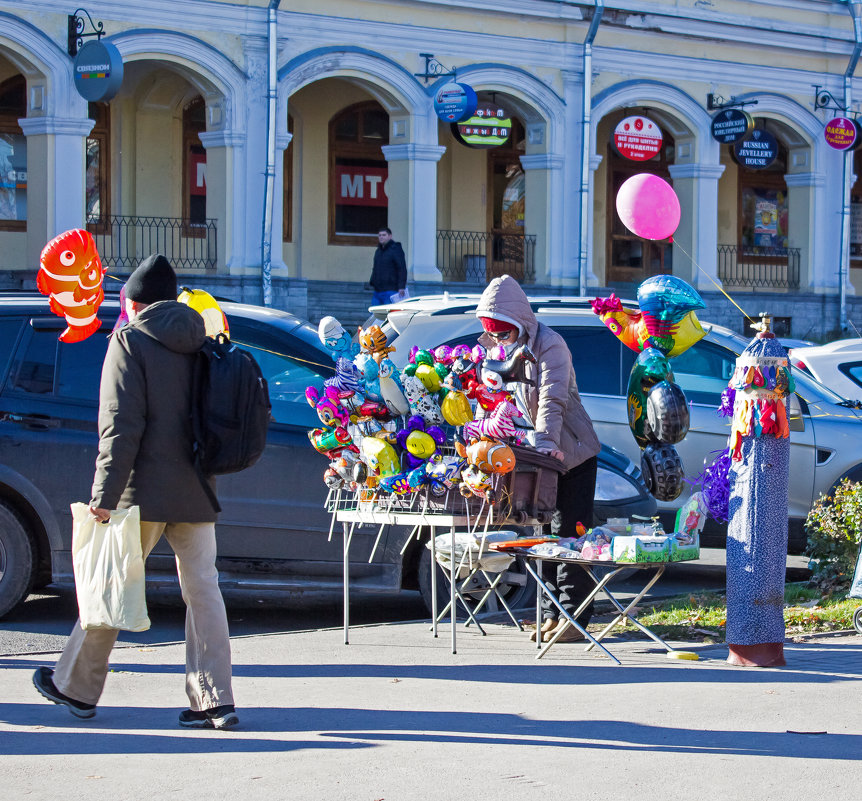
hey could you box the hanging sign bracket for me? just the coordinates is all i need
[812,85,859,117]
[414,53,457,85]
[707,93,758,111]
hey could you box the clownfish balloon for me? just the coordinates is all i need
[36,228,107,343]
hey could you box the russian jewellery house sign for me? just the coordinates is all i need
[433,82,478,123]
[73,40,123,102]
[613,115,663,161]
[710,108,753,144]
[733,128,778,169]
[824,116,861,151]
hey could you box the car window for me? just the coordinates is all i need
[228,320,334,427]
[839,360,862,389]
[440,326,632,396]
[6,324,110,402]
[555,328,634,395]
[0,318,23,388]
[8,327,57,395]
[670,341,735,406]
[56,332,110,401]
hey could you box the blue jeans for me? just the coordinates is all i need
[372,291,398,306]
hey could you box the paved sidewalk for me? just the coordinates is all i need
[2,619,861,800]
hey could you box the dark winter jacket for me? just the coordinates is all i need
[475,275,601,472]
[370,240,407,292]
[90,301,217,522]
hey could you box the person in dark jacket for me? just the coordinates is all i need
[369,227,407,305]
[33,254,238,730]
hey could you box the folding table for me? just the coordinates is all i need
[515,550,680,664]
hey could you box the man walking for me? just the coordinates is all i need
[33,254,238,729]
[369,227,407,305]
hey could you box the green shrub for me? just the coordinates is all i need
[805,478,862,592]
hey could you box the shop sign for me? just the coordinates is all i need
[824,116,860,151]
[710,108,753,144]
[452,103,512,149]
[189,152,206,197]
[733,129,778,169]
[73,40,123,102]
[613,115,662,161]
[433,82,478,123]
[335,165,388,207]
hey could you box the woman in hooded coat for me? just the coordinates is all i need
[475,275,601,642]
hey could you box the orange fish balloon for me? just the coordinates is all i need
[37,229,107,343]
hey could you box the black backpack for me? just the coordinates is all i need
[191,333,271,512]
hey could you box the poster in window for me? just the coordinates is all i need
[335,166,388,207]
[0,133,27,221]
[189,151,207,197]
[742,187,788,249]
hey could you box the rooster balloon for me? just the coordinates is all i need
[590,275,706,358]
[592,275,706,502]
[37,229,107,343]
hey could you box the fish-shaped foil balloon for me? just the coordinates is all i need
[36,228,107,343]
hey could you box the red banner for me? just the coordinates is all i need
[190,151,206,196]
[335,166,388,207]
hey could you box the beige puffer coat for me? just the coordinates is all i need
[475,275,601,472]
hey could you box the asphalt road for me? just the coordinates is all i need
[0,548,810,657]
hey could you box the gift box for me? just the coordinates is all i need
[669,531,700,562]
[611,534,670,563]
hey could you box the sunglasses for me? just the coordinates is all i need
[486,329,515,341]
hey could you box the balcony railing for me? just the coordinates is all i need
[87,215,217,272]
[437,229,536,284]
[717,244,800,290]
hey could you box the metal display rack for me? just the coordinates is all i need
[326,484,543,654]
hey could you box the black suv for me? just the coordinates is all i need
[0,292,655,618]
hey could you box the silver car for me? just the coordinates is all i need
[370,293,862,552]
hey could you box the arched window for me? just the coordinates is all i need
[736,125,788,251]
[0,74,26,231]
[606,112,675,283]
[86,102,110,234]
[283,113,294,242]
[329,101,389,245]
[182,96,206,227]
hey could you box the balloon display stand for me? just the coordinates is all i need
[326,486,543,655]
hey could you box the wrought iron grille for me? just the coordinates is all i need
[716,244,800,290]
[87,215,217,271]
[436,229,536,284]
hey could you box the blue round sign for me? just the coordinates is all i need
[433,82,478,123]
[73,40,124,102]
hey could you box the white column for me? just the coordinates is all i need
[18,116,94,268]
[784,171,826,292]
[667,163,725,290]
[561,71,589,289]
[199,130,244,273]
[270,131,292,274]
[381,143,447,282]
[519,153,563,285]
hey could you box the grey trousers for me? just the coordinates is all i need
[53,521,234,710]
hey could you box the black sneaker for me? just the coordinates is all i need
[32,667,96,719]
[178,704,239,730]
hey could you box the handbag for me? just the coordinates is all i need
[70,503,150,632]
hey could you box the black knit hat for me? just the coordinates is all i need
[124,254,177,304]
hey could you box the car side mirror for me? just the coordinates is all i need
[787,393,805,432]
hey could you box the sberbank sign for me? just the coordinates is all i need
[73,40,123,102]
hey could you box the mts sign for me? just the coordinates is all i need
[335,166,388,207]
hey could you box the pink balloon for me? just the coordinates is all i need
[615,173,681,241]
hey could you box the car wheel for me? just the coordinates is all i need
[0,502,35,619]
[418,545,535,620]
[854,606,862,635]
[641,443,685,502]
[646,381,690,445]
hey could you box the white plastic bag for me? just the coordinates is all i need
[71,503,150,632]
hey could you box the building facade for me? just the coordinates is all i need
[1,0,861,337]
